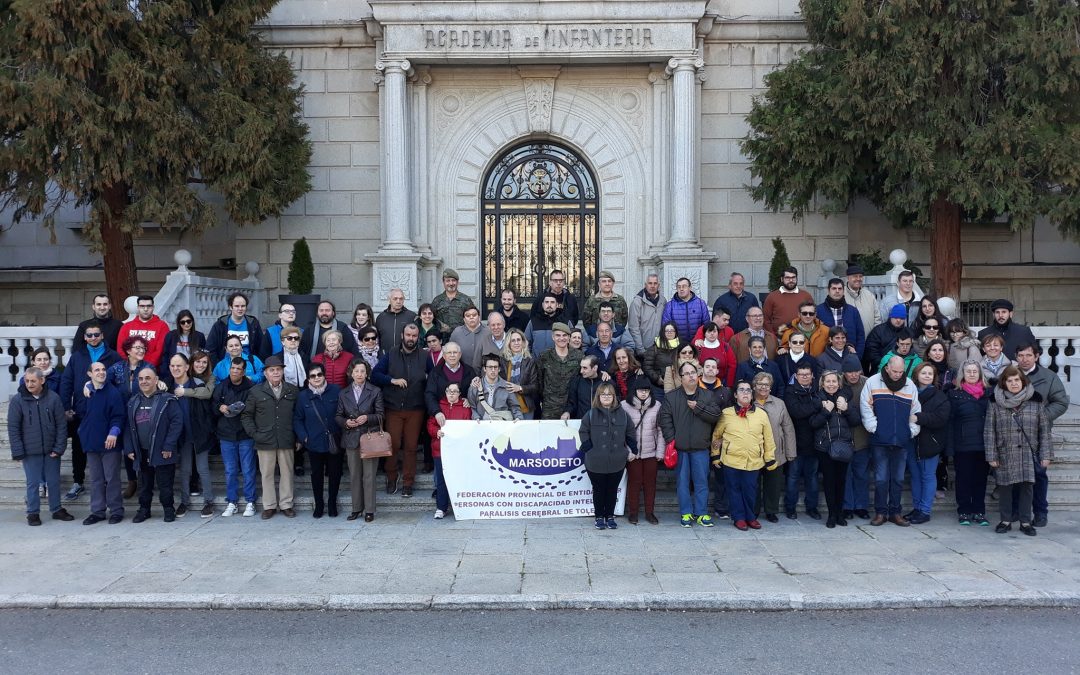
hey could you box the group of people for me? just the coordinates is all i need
[7,264,1069,537]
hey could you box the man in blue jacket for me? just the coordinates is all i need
[78,362,126,525]
[817,278,865,358]
[125,367,183,523]
[60,319,121,501]
[662,277,711,343]
[8,367,73,526]
[860,356,922,527]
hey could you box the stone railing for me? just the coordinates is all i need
[121,249,263,334]
[816,248,926,310]
[1,249,263,402]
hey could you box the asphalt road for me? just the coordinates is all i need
[1,607,1077,674]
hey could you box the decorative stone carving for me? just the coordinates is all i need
[433,88,500,132]
[518,66,561,134]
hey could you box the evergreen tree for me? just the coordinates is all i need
[0,0,312,311]
[768,237,791,292]
[742,0,1080,298]
[287,237,314,295]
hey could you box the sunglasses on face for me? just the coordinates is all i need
[84,333,102,339]
[800,311,815,316]
[179,319,193,325]
[790,340,805,345]
[283,336,299,341]
[362,337,377,342]
[307,373,324,379]
[924,324,939,330]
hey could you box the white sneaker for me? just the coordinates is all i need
[433,509,445,520]
[221,502,237,517]
[242,502,256,517]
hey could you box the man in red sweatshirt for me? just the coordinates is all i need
[116,295,170,368]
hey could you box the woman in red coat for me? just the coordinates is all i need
[426,381,472,520]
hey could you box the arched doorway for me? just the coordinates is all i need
[481,142,599,314]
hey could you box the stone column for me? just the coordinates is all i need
[652,55,715,301]
[666,56,703,248]
[410,65,432,252]
[368,57,423,312]
[375,58,412,250]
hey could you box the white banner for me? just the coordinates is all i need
[441,420,626,520]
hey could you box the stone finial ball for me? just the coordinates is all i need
[174,249,192,267]
[888,249,907,266]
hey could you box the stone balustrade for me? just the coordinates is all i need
[121,250,264,334]
[815,248,925,307]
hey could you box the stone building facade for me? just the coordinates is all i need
[1,0,1077,326]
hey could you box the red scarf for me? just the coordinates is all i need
[736,404,752,418]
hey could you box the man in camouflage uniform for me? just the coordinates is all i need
[537,322,584,420]
[581,270,628,329]
[431,268,476,333]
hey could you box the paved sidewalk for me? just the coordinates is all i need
[2,509,1079,611]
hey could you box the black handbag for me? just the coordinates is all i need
[825,416,854,462]
[309,399,339,455]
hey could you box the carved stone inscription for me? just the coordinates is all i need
[424,26,654,50]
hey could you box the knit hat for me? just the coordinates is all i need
[442,268,460,280]
[632,375,652,392]
[990,298,1014,312]
[845,264,864,276]
[841,354,863,373]
[889,304,907,320]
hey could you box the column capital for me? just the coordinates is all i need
[648,63,670,85]
[410,64,432,86]
[373,58,412,86]
[666,55,704,77]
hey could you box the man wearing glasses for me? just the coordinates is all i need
[777,301,830,357]
[761,266,814,337]
[116,295,170,368]
[530,269,580,327]
[60,319,122,500]
[206,292,266,362]
[74,294,123,351]
[659,362,723,528]
[264,304,302,356]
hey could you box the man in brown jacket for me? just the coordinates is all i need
[729,306,778,362]
[762,267,814,336]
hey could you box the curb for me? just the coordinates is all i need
[3,591,1079,612]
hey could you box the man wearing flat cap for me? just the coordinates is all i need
[977,299,1036,360]
[582,270,628,330]
[431,268,476,334]
[241,355,300,519]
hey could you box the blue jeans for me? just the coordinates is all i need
[675,449,710,517]
[906,448,939,515]
[784,454,819,513]
[22,454,61,515]
[220,439,257,504]
[723,466,759,522]
[873,444,908,516]
[434,457,450,512]
[843,447,871,510]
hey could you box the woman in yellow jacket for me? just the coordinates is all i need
[711,381,777,531]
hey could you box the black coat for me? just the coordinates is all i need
[211,376,254,441]
[784,384,821,456]
[810,386,860,453]
[914,385,951,459]
[206,315,267,361]
[74,316,124,351]
[565,375,604,419]
[162,330,207,360]
[300,319,360,358]
[293,384,341,454]
[946,386,990,456]
[864,321,905,370]
[425,363,477,416]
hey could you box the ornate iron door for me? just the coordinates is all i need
[481,142,599,315]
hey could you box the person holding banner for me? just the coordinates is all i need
[660,362,723,528]
[469,354,523,420]
[621,376,665,524]
[578,383,638,530]
[427,382,472,519]
[336,359,384,523]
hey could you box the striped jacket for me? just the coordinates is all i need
[859,373,921,447]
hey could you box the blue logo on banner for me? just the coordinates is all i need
[492,437,582,476]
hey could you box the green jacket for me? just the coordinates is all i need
[537,347,584,420]
[240,381,300,450]
[431,291,476,333]
[582,292,628,328]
